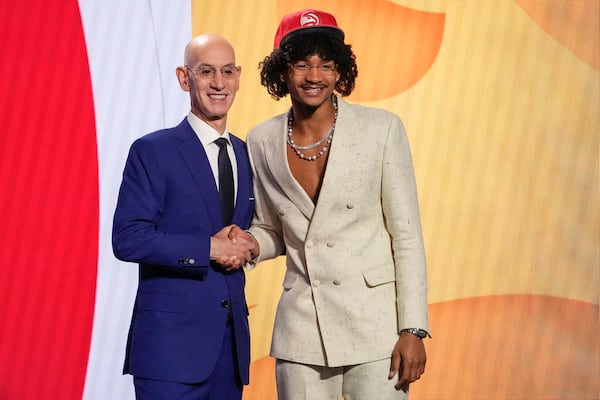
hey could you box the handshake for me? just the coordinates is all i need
[210,225,259,271]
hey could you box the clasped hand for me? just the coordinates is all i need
[210,225,257,271]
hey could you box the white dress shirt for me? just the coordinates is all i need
[186,112,238,205]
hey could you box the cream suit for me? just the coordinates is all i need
[247,96,429,367]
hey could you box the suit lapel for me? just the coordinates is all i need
[264,113,315,220]
[174,120,222,230]
[231,137,251,223]
[309,98,359,235]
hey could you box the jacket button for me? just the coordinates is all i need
[346,203,354,209]
[188,258,195,265]
[326,242,334,248]
[333,279,341,285]
[312,280,321,287]
[221,300,230,308]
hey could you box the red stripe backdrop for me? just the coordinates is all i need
[0,1,98,399]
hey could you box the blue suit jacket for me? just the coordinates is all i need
[112,118,254,384]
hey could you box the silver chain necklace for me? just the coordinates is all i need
[287,97,338,161]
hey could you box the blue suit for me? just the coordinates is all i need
[112,118,254,386]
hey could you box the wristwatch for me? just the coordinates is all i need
[401,328,429,339]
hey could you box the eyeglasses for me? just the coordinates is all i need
[290,62,336,75]
[186,64,240,80]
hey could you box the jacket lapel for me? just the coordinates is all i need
[309,98,359,235]
[264,113,315,220]
[231,137,251,223]
[174,120,222,230]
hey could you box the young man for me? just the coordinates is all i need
[112,34,255,400]
[232,9,430,400]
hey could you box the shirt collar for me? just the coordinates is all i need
[186,112,231,146]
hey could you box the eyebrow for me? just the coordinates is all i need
[196,63,236,68]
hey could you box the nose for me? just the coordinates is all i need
[210,72,225,88]
[305,66,322,82]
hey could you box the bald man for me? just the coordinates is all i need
[113,34,255,400]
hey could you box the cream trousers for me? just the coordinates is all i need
[275,358,409,400]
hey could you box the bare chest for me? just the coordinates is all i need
[287,146,329,203]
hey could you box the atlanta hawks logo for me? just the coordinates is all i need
[300,12,320,27]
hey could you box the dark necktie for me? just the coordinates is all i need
[215,138,234,225]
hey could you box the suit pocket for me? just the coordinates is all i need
[362,264,395,288]
[135,292,186,314]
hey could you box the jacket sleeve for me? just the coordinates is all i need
[381,115,430,333]
[244,129,286,269]
[112,138,211,270]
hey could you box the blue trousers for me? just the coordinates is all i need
[133,325,242,400]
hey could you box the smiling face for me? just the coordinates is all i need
[285,54,339,112]
[176,34,241,133]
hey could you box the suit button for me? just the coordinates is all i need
[326,242,334,248]
[346,203,354,209]
[333,279,341,285]
[188,258,195,265]
[312,280,321,287]
[221,300,230,308]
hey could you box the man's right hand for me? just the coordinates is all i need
[227,226,259,258]
[209,225,256,271]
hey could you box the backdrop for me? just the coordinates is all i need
[0,1,597,399]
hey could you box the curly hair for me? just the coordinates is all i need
[259,30,358,100]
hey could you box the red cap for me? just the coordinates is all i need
[273,9,345,49]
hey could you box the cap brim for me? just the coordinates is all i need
[279,26,345,48]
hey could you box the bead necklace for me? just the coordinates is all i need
[287,97,338,161]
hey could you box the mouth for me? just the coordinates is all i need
[301,86,325,95]
[208,94,227,101]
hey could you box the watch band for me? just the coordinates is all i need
[400,328,429,339]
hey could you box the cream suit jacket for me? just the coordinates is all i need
[247,97,429,367]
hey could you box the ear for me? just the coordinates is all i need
[176,66,190,91]
[234,66,242,91]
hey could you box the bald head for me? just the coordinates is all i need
[184,34,236,68]
[176,34,241,133]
